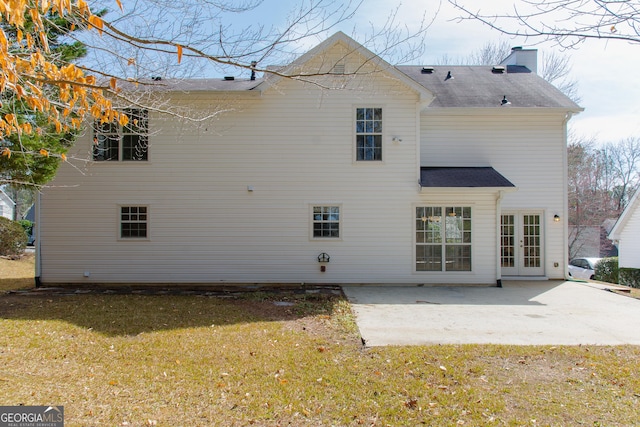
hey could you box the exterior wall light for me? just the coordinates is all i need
[553,214,560,222]
[318,252,330,263]
[318,252,330,272]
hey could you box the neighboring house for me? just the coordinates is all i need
[36,32,581,286]
[0,188,15,220]
[608,192,640,269]
[569,221,618,259]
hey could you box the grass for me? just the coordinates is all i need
[1,257,640,426]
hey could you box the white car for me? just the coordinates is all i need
[568,257,602,280]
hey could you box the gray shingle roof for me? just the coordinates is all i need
[420,167,515,188]
[397,65,580,109]
[118,77,264,92]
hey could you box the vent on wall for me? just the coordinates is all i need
[332,63,345,74]
[421,67,434,74]
[492,66,506,74]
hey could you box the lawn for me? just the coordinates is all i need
[1,256,640,426]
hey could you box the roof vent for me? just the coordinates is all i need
[492,65,506,74]
[445,71,453,80]
[152,76,162,81]
[224,76,235,81]
[421,66,434,74]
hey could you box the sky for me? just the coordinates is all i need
[216,0,639,145]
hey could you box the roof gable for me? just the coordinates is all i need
[258,31,434,102]
[608,190,640,240]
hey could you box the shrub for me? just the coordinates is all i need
[17,219,33,237]
[594,257,618,284]
[619,268,640,289]
[0,217,28,257]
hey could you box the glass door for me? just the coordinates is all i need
[501,212,544,276]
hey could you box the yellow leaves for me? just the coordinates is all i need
[1,147,10,158]
[61,153,67,161]
[118,113,129,127]
[0,0,129,139]
[177,44,183,64]
[110,77,117,91]
[88,15,104,35]
[127,57,136,66]
[39,148,49,157]
[4,114,17,126]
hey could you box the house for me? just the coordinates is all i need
[608,191,640,269]
[35,32,581,286]
[0,188,15,220]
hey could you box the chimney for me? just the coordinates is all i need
[500,47,538,74]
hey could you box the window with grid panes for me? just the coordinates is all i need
[120,206,148,238]
[416,206,471,271]
[94,109,148,161]
[312,206,340,238]
[355,107,382,161]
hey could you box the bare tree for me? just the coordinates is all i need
[568,136,640,257]
[448,0,640,48]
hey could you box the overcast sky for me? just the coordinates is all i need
[226,0,639,144]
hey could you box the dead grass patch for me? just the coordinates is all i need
[0,254,34,291]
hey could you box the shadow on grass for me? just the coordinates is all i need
[0,291,342,337]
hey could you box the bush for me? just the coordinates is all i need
[0,216,28,257]
[594,257,619,284]
[619,268,640,289]
[17,219,33,237]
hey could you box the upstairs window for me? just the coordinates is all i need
[356,107,382,161]
[94,109,148,161]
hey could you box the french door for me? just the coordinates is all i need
[501,211,544,276]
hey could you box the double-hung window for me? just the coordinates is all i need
[94,109,148,161]
[120,206,148,239]
[356,107,382,161]
[416,206,471,271]
[312,206,340,238]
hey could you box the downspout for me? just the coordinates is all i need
[496,190,505,287]
[34,191,41,287]
[562,113,572,281]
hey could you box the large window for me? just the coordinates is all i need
[120,206,148,238]
[356,107,382,161]
[312,206,340,238]
[94,109,148,161]
[416,206,471,271]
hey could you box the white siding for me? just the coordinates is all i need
[37,47,571,285]
[421,110,569,279]
[41,69,440,284]
[617,210,640,268]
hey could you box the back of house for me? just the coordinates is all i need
[36,33,581,286]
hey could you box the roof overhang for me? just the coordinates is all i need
[419,167,517,193]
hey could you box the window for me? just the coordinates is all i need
[356,107,382,161]
[416,206,471,271]
[120,206,148,238]
[312,206,340,238]
[94,109,148,161]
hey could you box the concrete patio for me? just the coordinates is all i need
[343,281,640,346]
